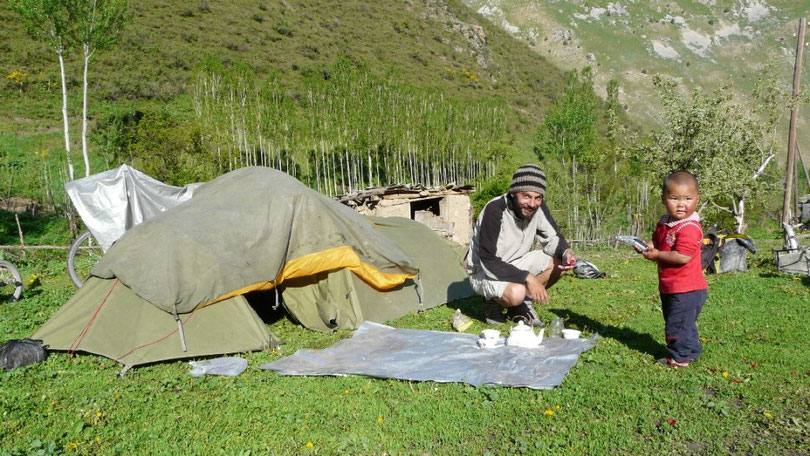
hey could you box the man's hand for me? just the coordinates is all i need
[525,274,549,303]
[558,249,576,270]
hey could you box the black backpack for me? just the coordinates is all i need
[701,233,720,273]
[0,338,48,371]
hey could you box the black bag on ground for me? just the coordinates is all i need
[0,338,48,371]
[701,233,721,274]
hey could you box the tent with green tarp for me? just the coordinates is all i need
[33,167,473,369]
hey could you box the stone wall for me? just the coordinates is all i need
[350,193,473,246]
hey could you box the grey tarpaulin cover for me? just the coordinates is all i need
[260,322,598,389]
[65,165,200,252]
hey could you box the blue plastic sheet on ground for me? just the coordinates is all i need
[260,321,598,389]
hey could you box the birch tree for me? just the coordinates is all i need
[10,0,76,180]
[71,0,127,177]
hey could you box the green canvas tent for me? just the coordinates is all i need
[33,167,473,369]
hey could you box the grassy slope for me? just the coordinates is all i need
[464,0,810,162]
[1,241,808,454]
[0,0,567,140]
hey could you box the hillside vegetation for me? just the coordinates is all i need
[0,0,796,240]
[0,0,569,133]
[1,0,593,215]
[464,0,810,159]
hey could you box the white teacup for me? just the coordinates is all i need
[478,329,501,348]
[481,329,500,342]
[477,338,498,348]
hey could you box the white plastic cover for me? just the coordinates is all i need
[65,165,201,252]
[188,357,248,377]
[261,321,598,389]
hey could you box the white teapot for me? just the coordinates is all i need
[506,321,545,348]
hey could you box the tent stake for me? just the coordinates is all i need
[174,312,187,352]
[415,274,423,305]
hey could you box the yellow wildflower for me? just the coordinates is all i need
[95,437,101,443]
[721,371,729,379]
[764,412,773,419]
[554,405,561,410]
[377,416,384,423]
[96,411,103,418]
[544,409,554,416]
[305,442,314,448]
[344,389,349,395]
[66,443,78,450]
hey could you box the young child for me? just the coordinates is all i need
[640,170,708,368]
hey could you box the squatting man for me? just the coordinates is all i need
[466,163,576,326]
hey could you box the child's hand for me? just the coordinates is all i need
[641,242,659,261]
[632,239,650,254]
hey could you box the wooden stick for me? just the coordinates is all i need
[14,214,26,258]
[782,18,806,224]
[0,245,75,250]
[797,143,810,193]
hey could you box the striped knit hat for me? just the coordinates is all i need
[510,164,547,196]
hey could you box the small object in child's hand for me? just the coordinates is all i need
[614,235,649,252]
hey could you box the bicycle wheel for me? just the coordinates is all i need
[68,231,103,288]
[0,259,22,302]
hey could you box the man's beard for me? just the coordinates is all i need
[520,206,537,220]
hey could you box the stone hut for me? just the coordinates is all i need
[336,184,474,246]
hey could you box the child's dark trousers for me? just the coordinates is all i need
[660,289,707,363]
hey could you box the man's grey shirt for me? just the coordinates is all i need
[466,193,570,283]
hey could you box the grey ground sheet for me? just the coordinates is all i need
[260,321,598,389]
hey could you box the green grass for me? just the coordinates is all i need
[1,236,808,454]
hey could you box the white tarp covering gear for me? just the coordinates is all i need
[65,165,200,252]
[260,322,598,389]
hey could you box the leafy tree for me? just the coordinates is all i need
[70,0,128,177]
[534,67,599,169]
[9,0,76,180]
[636,72,793,233]
[533,67,606,239]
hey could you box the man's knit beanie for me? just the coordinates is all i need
[509,164,547,196]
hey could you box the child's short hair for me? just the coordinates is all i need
[663,170,699,194]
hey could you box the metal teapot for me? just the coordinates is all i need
[506,320,545,348]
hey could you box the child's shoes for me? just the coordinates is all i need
[656,357,690,368]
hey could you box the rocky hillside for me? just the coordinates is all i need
[464,0,810,160]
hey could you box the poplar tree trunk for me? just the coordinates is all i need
[81,45,92,177]
[58,49,74,181]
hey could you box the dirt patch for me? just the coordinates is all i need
[702,386,718,396]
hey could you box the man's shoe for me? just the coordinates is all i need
[483,299,506,324]
[506,303,545,328]
[656,357,690,368]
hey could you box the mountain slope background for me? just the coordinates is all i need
[464,0,810,165]
[0,0,573,138]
